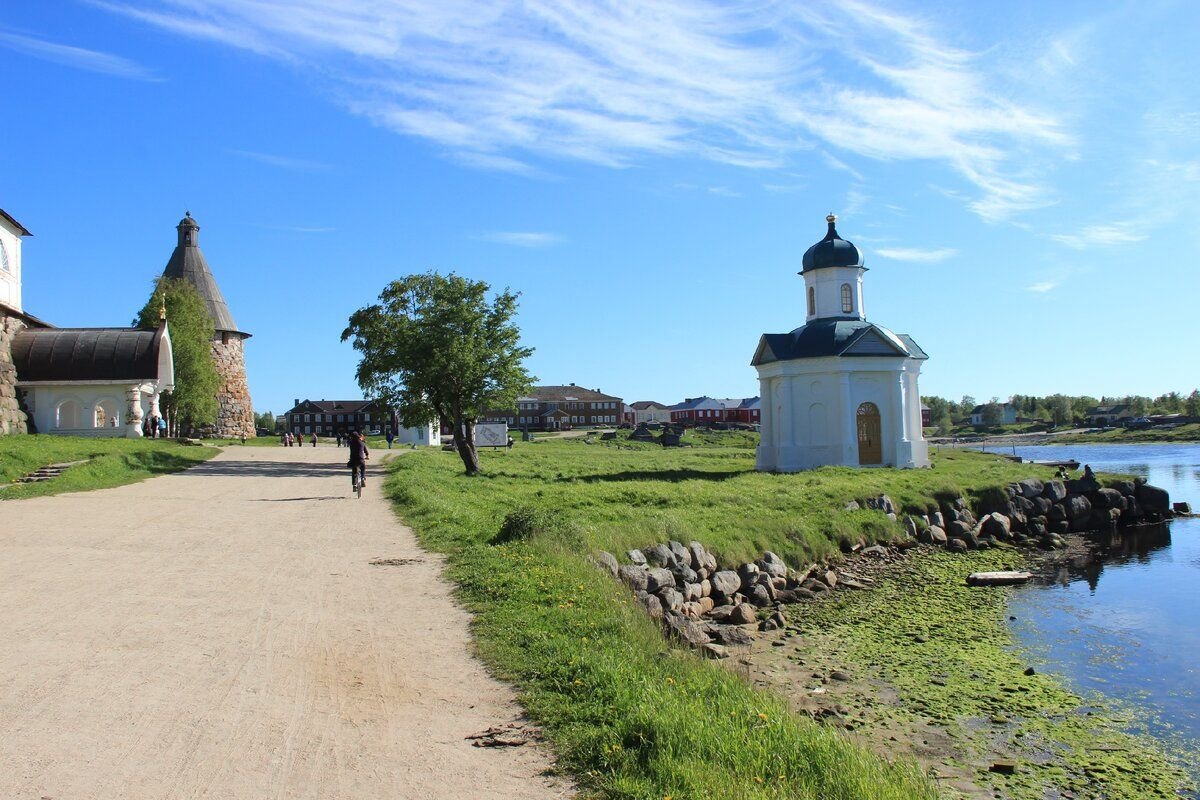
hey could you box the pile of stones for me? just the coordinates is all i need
[912,476,1172,553]
[592,540,872,659]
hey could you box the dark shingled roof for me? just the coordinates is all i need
[0,207,32,236]
[12,327,166,382]
[519,385,622,402]
[752,319,928,366]
[162,213,247,336]
[286,399,384,415]
[801,214,864,274]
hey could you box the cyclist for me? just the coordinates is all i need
[347,428,369,493]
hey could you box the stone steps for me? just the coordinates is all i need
[14,460,90,484]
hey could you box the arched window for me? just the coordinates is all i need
[807,286,815,316]
[0,240,9,273]
[56,400,81,429]
[841,283,853,314]
[95,400,119,428]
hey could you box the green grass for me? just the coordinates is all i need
[380,438,1077,799]
[0,435,218,499]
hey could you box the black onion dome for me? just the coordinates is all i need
[800,213,864,273]
[177,212,198,228]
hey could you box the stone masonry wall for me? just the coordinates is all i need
[211,335,254,438]
[0,313,29,435]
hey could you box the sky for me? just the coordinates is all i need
[2,0,1198,416]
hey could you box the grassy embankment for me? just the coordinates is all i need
[0,434,217,499]
[1054,422,1200,443]
[381,430,1173,799]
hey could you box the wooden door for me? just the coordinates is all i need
[857,402,882,465]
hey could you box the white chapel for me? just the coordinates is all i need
[751,214,929,472]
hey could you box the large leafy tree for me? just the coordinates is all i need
[135,277,220,434]
[342,272,534,475]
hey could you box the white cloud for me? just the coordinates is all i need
[96,0,1070,220]
[707,186,741,197]
[875,247,958,263]
[229,149,331,171]
[1051,223,1147,249]
[476,231,563,248]
[1026,281,1059,293]
[0,28,161,81]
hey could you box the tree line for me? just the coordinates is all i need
[922,390,1200,432]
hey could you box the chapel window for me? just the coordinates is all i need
[841,284,853,314]
[807,286,815,316]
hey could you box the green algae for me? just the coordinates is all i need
[792,547,1193,799]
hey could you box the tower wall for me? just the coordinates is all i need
[211,335,254,438]
[0,313,29,435]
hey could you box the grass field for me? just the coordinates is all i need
[382,433,1068,799]
[1055,422,1200,443]
[0,434,218,499]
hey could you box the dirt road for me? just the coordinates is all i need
[0,445,569,799]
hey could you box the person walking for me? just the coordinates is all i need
[347,429,369,494]
[310,432,317,447]
[386,431,395,449]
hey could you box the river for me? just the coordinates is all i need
[998,443,1200,784]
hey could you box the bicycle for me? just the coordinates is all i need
[350,460,366,499]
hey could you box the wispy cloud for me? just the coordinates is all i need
[1051,223,1147,249]
[875,247,958,263]
[1026,281,1059,293]
[96,0,1070,220]
[0,28,161,81]
[475,231,563,248]
[707,186,741,197]
[229,149,331,171]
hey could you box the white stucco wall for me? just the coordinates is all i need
[0,216,24,313]
[392,421,438,446]
[634,406,672,424]
[755,355,929,472]
[804,266,865,322]
[20,382,160,437]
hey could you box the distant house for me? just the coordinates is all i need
[284,398,438,444]
[485,384,625,431]
[920,403,932,427]
[629,400,672,425]
[968,403,1018,426]
[670,396,760,426]
[1086,404,1132,426]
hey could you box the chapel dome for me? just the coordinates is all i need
[177,212,199,228]
[801,213,863,273]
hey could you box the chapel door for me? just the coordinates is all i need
[857,402,882,465]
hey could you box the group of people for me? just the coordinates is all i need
[142,414,166,438]
[279,432,317,447]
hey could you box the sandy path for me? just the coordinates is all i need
[0,445,570,800]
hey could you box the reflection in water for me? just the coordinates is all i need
[1038,525,1172,593]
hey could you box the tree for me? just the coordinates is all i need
[342,272,535,475]
[1187,389,1200,418]
[1045,394,1073,426]
[958,395,976,418]
[981,399,1004,427]
[135,278,220,435]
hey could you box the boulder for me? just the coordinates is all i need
[618,565,649,592]
[930,511,946,528]
[980,512,1012,539]
[683,582,703,603]
[737,563,761,592]
[667,540,691,565]
[1064,494,1093,530]
[664,613,711,647]
[947,520,974,539]
[1090,488,1127,511]
[730,603,757,625]
[748,584,773,607]
[861,544,888,558]
[643,593,663,618]
[904,516,920,539]
[1031,496,1053,516]
[1011,496,1035,515]
[1047,503,1068,523]
[1028,518,1048,537]
[626,548,647,566]
[644,544,675,567]
[1174,501,1193,514]
[758,551,788,578]
[708,604,735,623]
[658,586,684,612]
[646,567,675,594]
[703,623,753,646]
[1017,478,1044,499]
[687,541,707,571]
[947,538,969,553]
[924,525,948,546]
[669,562,699,585]
[699,579,712,597]
[1113,480,1137,497]
[1042,480,1068,503]
[823,570,839,589]
[1067,477,1100,495]
[844,500,861,511]
[801,578,829,593]
[1136,482,1171,514]
[679,601,704,618]
[594,550,619,577]
[711,570,741,596]
[698,596,715,614]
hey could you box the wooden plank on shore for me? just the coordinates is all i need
[966,571,1033,587]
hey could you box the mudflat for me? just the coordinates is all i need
[0,444,568,800]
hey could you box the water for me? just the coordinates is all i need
[999,443,1200,780]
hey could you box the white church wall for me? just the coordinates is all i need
[805,267,865,322]
[22,382,161,438]
[393,421,438,446]
[0,217,23,313]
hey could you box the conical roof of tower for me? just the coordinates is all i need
[161,212,247,336]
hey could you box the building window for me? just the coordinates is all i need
[807,286,815,316]
[841,283,853,314]
[0,240,9,273]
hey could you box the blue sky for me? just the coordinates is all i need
[3,0,1197,415]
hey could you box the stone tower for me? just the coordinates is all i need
[162,213,254,438]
